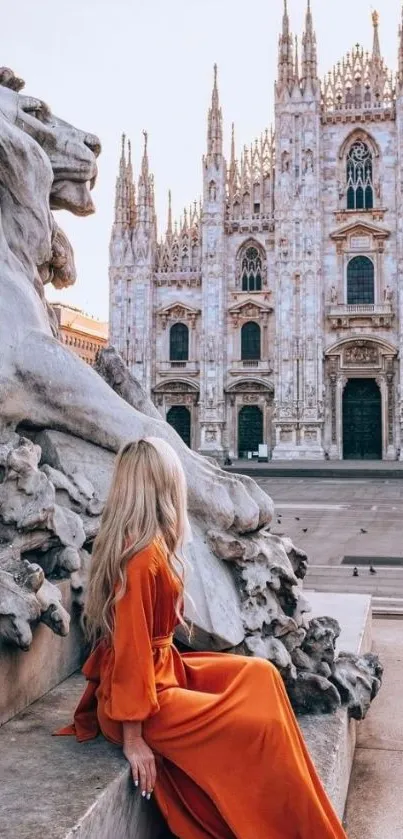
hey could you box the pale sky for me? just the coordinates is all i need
[3,0,403,320]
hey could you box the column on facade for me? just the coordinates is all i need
[272,1,325,459]
[108,132,156,392]
[198,66,227,459]
[396,12,403,458]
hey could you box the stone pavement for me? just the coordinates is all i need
[253,475,403,566]
[247,472,403,835]
[305,566,403,615]
[345,618,403,839]
[227,459,403,479]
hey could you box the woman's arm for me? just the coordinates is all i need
[123,721,156,799]
[109,551,160,722]
[110,550,160,798]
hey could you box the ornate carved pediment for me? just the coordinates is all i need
[153,379,199,394]
[226,378,274,395]
[326,337,397,370]
[228,297,273,325]
[152,379,200,407]
[330,220,390,254]
[157,301,201,329]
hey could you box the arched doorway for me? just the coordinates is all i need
[238,406,263,458]
[343,379,382,460]
[167,406,191,448]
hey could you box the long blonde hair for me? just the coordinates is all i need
[84,436,190,646]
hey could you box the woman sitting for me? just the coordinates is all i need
[59,437,347,839]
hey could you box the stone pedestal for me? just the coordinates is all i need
[303,592,372,818]
[272,443,325,460]
[272,422,325,460]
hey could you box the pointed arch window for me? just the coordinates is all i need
[241,322,261,361]
[347,256,375,305]
[241,247,263,292]
[170,323,189,361]
[346,141,373,210]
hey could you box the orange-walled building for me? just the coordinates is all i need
[51,303,108,366]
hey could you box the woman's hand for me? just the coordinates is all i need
[123,733,156,799]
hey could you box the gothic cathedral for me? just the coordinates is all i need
[109,3,403,462]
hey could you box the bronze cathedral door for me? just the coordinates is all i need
[166,406,191,449]
[342,378,382,460]
[238,406,263,458]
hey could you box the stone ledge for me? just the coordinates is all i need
[0,593,372,837]
[302,592,372,817]
[0,674,169,839]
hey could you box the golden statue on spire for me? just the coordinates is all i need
[372,10,379,27]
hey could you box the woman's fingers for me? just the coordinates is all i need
[149,755,157,791]
[138,763,147,797]
[131,760,139,787]
[144,761,151,798]
[145,756,156,798]
[130,755,156,800]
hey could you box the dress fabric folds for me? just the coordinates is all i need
[58,540,347,839]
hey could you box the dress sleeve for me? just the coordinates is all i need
[108,548,160,722]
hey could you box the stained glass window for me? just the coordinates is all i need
[241,247,263,292]
[346,141,373,210]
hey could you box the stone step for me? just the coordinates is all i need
[306,566,403,577]
[372,597,403,616]
[305,566,403,599]
[305,568,403,616]
[0,673,171,839]
[226,463,403,479]
[307,586,403,613]
[0,593,371,838]
[304,577,403,597]
[307,585,403,601]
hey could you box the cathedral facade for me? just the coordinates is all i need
[109,3,403,461]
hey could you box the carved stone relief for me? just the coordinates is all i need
[386,361,395,447]
[207,227,218,256]
[344,344,379,366]
[242,395,260,404]
[159,304,200,330]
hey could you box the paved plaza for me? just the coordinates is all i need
[254,474,403,567]
[252,473,403,837]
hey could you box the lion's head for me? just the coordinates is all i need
[0,67,101,307]
[0,67,100,218]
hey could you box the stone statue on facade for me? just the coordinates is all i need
[0,68,381,717]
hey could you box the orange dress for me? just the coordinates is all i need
[59,540,347,839]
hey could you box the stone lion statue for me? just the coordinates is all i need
[0,68,381,717]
